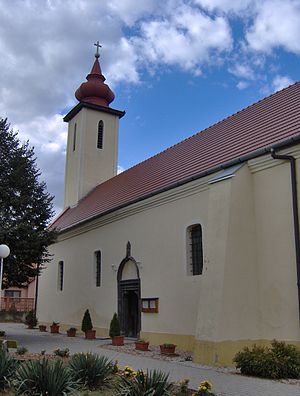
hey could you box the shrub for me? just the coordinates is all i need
[0,350,18,390]
[109,313,121,338]
[16,347,28,355]
[13,357,77,395]
[0,331,6,337]
[233,340,300,379]
[117,369,173,396]
[175,378,190,395]
[25,310,37,328]
[69,352,113,390]
[81,309,93,333]
[53,348,70,358]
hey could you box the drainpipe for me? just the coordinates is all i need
[270,148,300,323]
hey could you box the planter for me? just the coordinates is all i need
[160,344,176,355]
[39,325,47,332]
[85,329,96,339]
[112,335,124,346]
[50,324,60,334]
[67,329,76,337]
[135,341,149,351]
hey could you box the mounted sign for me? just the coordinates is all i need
[142,298,159,313]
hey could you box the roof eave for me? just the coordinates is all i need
[63,102,125,122]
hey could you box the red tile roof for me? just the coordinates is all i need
[53,82,300,231]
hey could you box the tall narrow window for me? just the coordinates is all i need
[73,123,77,151]
[97,120,103,149]
[95,250,101,287]
[58,261,64,291]
[187,224,203,275]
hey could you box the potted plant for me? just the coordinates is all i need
[50,322,60,334]
[160,343,176,355]
[66,327,77,337]
[81,309,96,339]
[135,339,149,351]
[109,312,124,346]
[39,324,47,332]
[25,310,38,329]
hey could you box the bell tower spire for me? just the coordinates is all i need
[63,43,125,209]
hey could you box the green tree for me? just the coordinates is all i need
[0,118,57,287]
[109,312,121,337]
[81,309,93,332]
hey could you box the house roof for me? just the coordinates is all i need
[52,82,300,232]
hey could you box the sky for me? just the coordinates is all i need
[1,0,300,215]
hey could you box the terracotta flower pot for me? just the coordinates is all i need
[67,329,76,337]
[85,329,96,339]
[160,344,176,355]
[39,325,47,332]
[135,341,149,351]
[112,335,124,346]
[50,324,60,334]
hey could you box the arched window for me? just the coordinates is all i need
[187,224,203,275]
[97,120,104,149]
[58,261,64,291]
[95,250,101,287]
[73,123,77,151]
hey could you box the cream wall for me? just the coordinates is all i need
[64,107,119,208]
[40,146,300,365]
[39,178,210,339]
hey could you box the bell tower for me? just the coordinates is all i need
[63,43,125,208]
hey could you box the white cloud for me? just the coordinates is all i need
[194,0,254,14]
[107,0,157,26]
[13,114,67,215]
[133,4,232,72]
[272,75,294,92]
[246,0,300,54]
[237,81,249,90]
[229,63,255,80]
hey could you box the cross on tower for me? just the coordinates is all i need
[94,41,102,58]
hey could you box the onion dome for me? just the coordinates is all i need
[75,49,115,107]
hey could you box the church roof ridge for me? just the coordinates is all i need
[110,80,300,174]
[52,80,300,231]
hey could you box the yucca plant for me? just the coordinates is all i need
[0,349,18,390]
[69,352,114,390]
[117,369,173,396]
[13,357,77,395]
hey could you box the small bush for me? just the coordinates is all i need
[25,310,37,328]
[117,369,173,396]
[53,348,69,357]
[13,357,77,395]
[234,340,300,379]
[109,313,121,338]
[16,347,28,355]
[69,352,113,390]
[0,331,6,337]
[0,350,18,390]
[81,309,93,333]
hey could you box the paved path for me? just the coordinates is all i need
[1,323,299,396]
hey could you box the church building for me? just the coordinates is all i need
[38,46,300,366]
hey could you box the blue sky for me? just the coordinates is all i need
[0,0,300,214]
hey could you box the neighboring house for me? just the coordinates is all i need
[38,50,300,366]
[1,279,36,312]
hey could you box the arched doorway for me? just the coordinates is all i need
[117,243,141,338]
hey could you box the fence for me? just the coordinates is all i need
[0,297,34,312]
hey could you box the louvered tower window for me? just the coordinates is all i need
[58,261,64,291]
[73,123,77,151]
[97,120,104,149]
[187,224,203,275]
[95,250,101,287]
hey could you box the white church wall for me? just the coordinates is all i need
[38,177,210,340]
